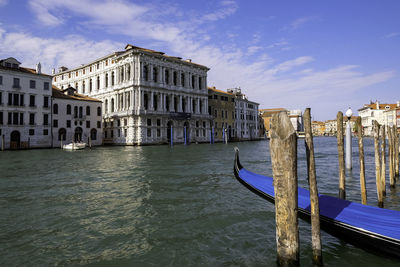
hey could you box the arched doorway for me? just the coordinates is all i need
[90,128,97,141]
[10,131,20,149]
[74,127,83,142]
[167,121,173,144]
[183,121,190,144]
[58,128,66,141]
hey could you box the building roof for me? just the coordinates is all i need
[259,108,287,116]
[52,85,102,103]
[0,64,52,78]
[208,86,233,95]
[358,102,398,111]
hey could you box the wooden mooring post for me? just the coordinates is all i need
[373,120,383,208]
[303,108,322,266]
[388,126,395,188]
[395,127,399,179]
[381,125,386,196]
[337,112,346,199]
[270,111,299,267]
[356,117,367,204]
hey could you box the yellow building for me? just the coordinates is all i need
[259,108,287,136]
[208,87,235,141]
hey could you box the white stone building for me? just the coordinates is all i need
[52,86,103,147]
[0,57,52,149]
[288,109,303,132]
[358,101,398,136]
[53,44,211,145]
[227,88,259,140]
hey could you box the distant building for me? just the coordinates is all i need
[208,87,235,142]
[52,86,103,147]
[259,108,303,137]
[53,44,211,145]
[324,119,337,136]
[358,101,399,136]
[0,57,52,149]
[311,121,325,136]
[227,88,259,140]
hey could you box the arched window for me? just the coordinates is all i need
[58,128,66,141]
[82,80,85,93]
[165,69,169,84]
[144,94,148,110]
[74,106,78,118]
[66,104,71,115]
[79,106,83,118]
[105,99,108,113]
[86,106,90,116]
[191,75,195,89]
[181,73,185,87]
[111,98,115,112]
[75,82,78,89]
[89,79,92,92]
[97,76,100,90]
[97,106,101,116]
[90,128,97,140]
[198,77,202,89]
[153,67,157,82]
[111,71,115,86]
[105,73,109,87]
[173,71,177,86]
[53,103,58,114]
[120,67,124,82]
[126,65,130,80]
[143,65,148,80]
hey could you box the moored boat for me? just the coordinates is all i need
[233,147,400,258]
[62,142,86,150]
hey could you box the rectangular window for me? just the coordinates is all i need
[86,121,90,128]
[97,121,101,128]
[157,119,161,126]
[53,119,58,128]
[8,112,12,124]
[29,113,35,125]
[13,78,20,88]
[147,128,151,137]
[0,92,2,104]
[67,120,71,128]
[43,129,48,135]
[29,95,35,107]
[124,128,127,136]
[19,113,23,125]
[13,94,19,106]
[147,119,151,126]
[110,130,113,138]
[44,82,49,90]
[43,114,48,125]
[43,96,49,108]
[29,129,34,136]
[30,80,36,89]
[0,111,2,124]
[117,119,120,127]
[8,93,12,105]
[157,128,160,137]
[124,119,127,126]
[0,75,2,85]
[20,94,24,106]
[118,129,121,137]
[13,112,18,125]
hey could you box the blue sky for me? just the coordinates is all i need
[0,0,399,120]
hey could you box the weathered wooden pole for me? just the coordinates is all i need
[270,111,299,267]
[1,135,4,151]
[356,117,367,204]
[337,112,346,199]
[395,127,399,179]
[381,125,386,196]
[388,126,395,188]
[373,120,383,208]
[303,108,322,266]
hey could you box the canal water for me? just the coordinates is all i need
[0,137,399,266]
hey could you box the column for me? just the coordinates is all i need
[197,98,200,114]
[140,89,144,109]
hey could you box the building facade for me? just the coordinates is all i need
[0,57,52,149]
[53,44,211,145]
[52,86,103,147]
[358,101,398,136]
[227,88,259,141]
[207,87,235,142]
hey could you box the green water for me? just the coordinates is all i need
[0,138,399,266]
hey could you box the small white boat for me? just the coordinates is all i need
[63,142,86,150]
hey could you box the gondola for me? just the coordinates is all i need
[233,147,400,258]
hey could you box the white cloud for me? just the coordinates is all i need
[0,27,122,72]
[0,0,8,6]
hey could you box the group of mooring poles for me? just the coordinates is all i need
[336,113,399,207]
[269,108,322,267]
[269,108,400,266]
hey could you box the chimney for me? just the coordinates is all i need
[51,68,55,75]
[36,62,41,74]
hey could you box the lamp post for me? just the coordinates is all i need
[345,107,353,169]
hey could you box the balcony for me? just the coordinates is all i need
[12,84,21,89]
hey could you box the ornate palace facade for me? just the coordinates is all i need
[53,44,211,145]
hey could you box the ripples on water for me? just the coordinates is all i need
[0,138,399,266]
